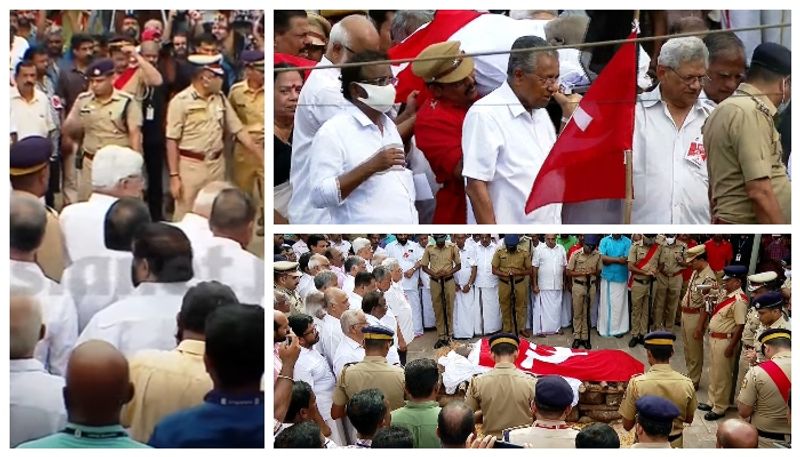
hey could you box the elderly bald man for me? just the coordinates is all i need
[10,294,67,447]
[716,418,758,448]
[18,340,148,448]
[172,181,235,255]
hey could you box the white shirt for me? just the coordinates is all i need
[289,56,341,224]
[171,213,214,255]
[474,242,499,288]
[330,265,347,288]
[332,336,364,379]
[60,249,134,332]
[632,86,714,224]
[10,260,78,376]
[77,282,192,357]
[10,359,67,448]
[318,313,344,368]
[386,282,414,345]
[343,274,355,293]
[455,246,476,286]
[348,292,363,311]
[533,244,567,290]
[10,86,55,139]
[385,240,422,290]
[310,105,418,224]
[194,236,264,305]
[331,239,352,257]
[366,314,401,366]
[298,273,317,303]
[294,346,337,421]
[462,81,561,223]
[59,193,118,263]
[292,239,309,257]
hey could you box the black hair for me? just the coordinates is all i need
[285,380,314,423]
[340,50,389,102]
[298,251,313,274]
[368,11,396,30]
[131,223,194,282]
[179,281,239,334]
[345,255,363,273]
[14,60,36,77]
[210,188,255,231]
[764,337,791,351]
[361,290,383,314]
[575,423,621,448]
[404,358,439,399]
[22,46,47,61]
[307,234,327,250]
[347,388,387,437]
[638,414,672,438]
[70,33,94,51]
[205,304,264,388]
[507,35,552,79]
[747,64,786,84]
[364,337,392,351]
[490,342,518,356]
[645,344,674,363]
[195,32,218,48]
[287,313,314,338]
[274,10,308,35]
[104,197,151,251]
[354,271,375,289]
[372,425,414,448]
[703,31,744,61]
[275,421,323,448]
[437,401,475,446]
[274,62,304,83]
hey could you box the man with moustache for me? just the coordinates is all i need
[412,41,480,224]
[702,32,746,105]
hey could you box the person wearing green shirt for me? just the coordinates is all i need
[390,358,442,448]
[557,234,579,253]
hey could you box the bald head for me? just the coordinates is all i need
[438,401,475,447]
[193,181,235,218]
[10,294,44,359]
[716,418,758,448]
[327,15,380,64]
[323,287,349,318]
[10,193,47,254]
[65,341,133,425]
[210,188,256,247]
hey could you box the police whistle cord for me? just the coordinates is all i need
[275,22,791,73]
[439,277,450,338]
[510,273,518,336]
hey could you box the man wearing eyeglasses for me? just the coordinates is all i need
[631,37,715,225]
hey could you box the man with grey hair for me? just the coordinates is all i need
[352,237,375,272]
[703,32,747,105]
[314,270,339,293]
[544,15,589,46]
[390,10,433,45]
[172,181,235,255]
[289,15,381,224]
[344,255,367,292]
[381,258,415,361]
[10,194,78,377]
[319,288,350,368]
[332,309,368,379]
[632,36,715,224]
[299,254,332,301]
[10,293,67,447]
[59,144,144,262]
[305,291,327,322]
[463,36,578,224]
[274,289,291,313]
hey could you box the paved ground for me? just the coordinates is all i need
[408,322,743,448]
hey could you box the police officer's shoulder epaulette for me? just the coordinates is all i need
[340,362,358,382]
[229,80,246,91]
[503,424,528,434]
[76,90,93,100]
[114,89,133,100]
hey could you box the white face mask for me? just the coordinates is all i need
[355,82,396,113]
[666,237,676,245]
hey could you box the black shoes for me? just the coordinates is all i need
[697,403,712,411]
[584,341,592,350]
[433,338,452,349]
[572,340,582,349]
[704,411,725,421]
[629,336,640,348]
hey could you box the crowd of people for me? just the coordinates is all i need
[272,233,791,448]
[9,9,267,448]
[273,9,791,224]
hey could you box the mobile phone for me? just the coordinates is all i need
[493,440,523,449]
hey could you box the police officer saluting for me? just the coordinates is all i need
[166,53,261,221]
[63,58,142,203]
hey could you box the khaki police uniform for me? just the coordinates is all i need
[707,288,747,415]
[738,350,791,448]
[420,242,461,340]
[65,89,142,201]
[703,82,791,223]
[619,364,697,448]
[166,86,244,221]
[276,285,302,314]
[228,80,264,226]
[332,356,406,411]
[751,316,791,364]
[681,265,717,385]
[628,244,660,338]
[492,247,531,334]
[506,420,579,448]
[653,242,686,331]
[464,362,536,437]
[567,249,601,340]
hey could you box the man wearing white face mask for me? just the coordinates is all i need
[703,42,791,224]
[309,51,418,224]
[652,235,687,331]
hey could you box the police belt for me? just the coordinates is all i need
[757,429,790,441]
[633,277,653,285]
[710,331,734,339]
[573,278,595,286]
[179,149,222,161]
[499,277,526,285]
[681,306,703,314]
[668,432,683,442]
[436,275,454,283]
[82,150,96,161]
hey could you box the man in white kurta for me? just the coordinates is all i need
[383,260,415,349]
[532,235,568,335]
[453,235,478,339]
[473,235,502,335]
[632,37,715,224]
[318,288,350,369]
[332,310,368,379]
[385,235,425,336]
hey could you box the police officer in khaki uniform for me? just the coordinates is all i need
[567,234,601,349]
[629,396,681,448]
[492,235,531,337]
[331,325,405,421]
[780,256,790,308]
[9,136,65,282]
[738,328,791,448]
[703,42,791,224]
[698,265,748,420]
[420,235,461,348]
[274,261,303,314]
[681,245,717,390]
[619,331,697,448]
[166,54,260,221]
[506,375,578,447]
[653,235,686,331]
[63,58,142,203]
[628,234,661,347]
[228,50,265,236]
[738,271,781,393]
[744,292,791,366]
[464,333,536,438]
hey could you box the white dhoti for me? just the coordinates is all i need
[561,291,572,328]
[474,286,502,335]
[532,290,563,335]
[454,288,476,339]
[409,287,436,334]
[598,279,629,337]
[405,288,423,335]
[421,287,435,328]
